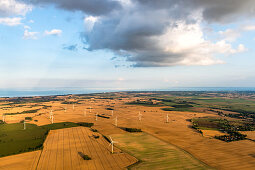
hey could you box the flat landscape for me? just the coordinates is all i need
[36,126,137,170]
[0,91,255,169]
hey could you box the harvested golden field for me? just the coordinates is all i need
[201,130,227,138]
[36,126,137,170]
[0,150,41,170]
[241,131,255,140]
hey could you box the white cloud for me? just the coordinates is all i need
[44,29,62,36]
[23,30,39,39]
[237,44,246,52]
[151,21,244,66]
[0,17,22,26]
[24,25,31,29]
[84,16,99,32]
[242,25,255,31]
[0,0,32,17]
[219,29,240,42]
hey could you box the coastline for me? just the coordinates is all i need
[1,87,255,98]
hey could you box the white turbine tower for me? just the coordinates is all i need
[111,110,113,116]
[109,136,118,154]
[90,106,92,113]
[64,107,67,113]
[95,113,98,121]
[2,114,5,123]
[73,104,75,110]
[51,113,54,124]
[50,109,53,118]
[115,116,118,126]
[23,118,26,130]
[138,111,142,121]
[166,114,169,123]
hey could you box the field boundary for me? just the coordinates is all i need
[95,129,140,169]
[142,130,214,169]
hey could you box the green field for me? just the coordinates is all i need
[112,133,212,170]
[127,91,255,120]
[0,122,93,157]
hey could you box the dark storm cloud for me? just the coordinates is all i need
[28,0,122,16]
[135,0,255,23]
[26,0,255,66]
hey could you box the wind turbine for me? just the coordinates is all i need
[109,136,118,154]
[51,113,54,124]
[23,118,26,130]
[111,110,113,116]
[73,104,75,110]
[2,114,5,123]
[166,114,169,123]
[64,107,67,113]
[95,112,98,121]
[50,109,53,118]
[138,111,142,121]
[90,106,92,113]
[115,116,118,126]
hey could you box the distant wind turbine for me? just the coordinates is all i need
[95,113,98,121]
[2,114,5,123]
[51,113,54,124]
[138,111,142,121]
[50,109,53,117]
[109,136,118,154]
[23,118,26,130]
[166,114,169,123]
[111,110,113,116]
[90,106,92,113]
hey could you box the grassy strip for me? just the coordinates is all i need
[5,109,40,115]
[126,100,161,107]
[97,114,110,119]
[119,127,142,133]
[161,107,195,112]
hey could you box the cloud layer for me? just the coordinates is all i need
[24,0,255,66]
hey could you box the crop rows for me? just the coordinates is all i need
[35,127,137,170]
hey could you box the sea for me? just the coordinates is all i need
[0,87,255,98]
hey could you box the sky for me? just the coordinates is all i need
[1,0,255,90]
